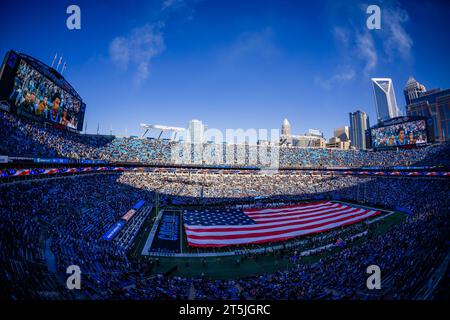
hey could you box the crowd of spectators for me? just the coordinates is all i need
[108,173,450,300]
[117,171,448,212]
[1,110,449,299]
[0,174,154,299]
[0,170,448,300]
[2,110,449,167]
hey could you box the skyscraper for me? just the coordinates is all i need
[349,110,370,150]
[280,118,292,145]
[371,78,402,122]
[281,118,291,136]
[333,126,350,141]
[188,119,205,143]
[406,87,450,143]
[403,76,426,105]
[307,129,323,137]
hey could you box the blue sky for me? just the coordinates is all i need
[1,0,449,138]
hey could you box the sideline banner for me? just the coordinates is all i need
[102,220,126,241]
[133,200,145,210]
[122,209,137,222]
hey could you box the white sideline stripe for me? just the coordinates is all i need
[367,211,395,224]
[145,231,370,257]
[141,209,164,255]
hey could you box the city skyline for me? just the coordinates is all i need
[1,0,450,138]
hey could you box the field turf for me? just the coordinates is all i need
[130,203,406,279]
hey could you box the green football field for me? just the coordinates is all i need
[130,202,406,280]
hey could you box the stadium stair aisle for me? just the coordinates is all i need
[228,283,240,300]
[44,238,57,273]
[188,283,196,300]
[413,249,450,299]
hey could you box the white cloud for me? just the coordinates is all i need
[161,0,199,21]
[227,27,280,61]
[316,1,413,89]
[315,67,356,89]
[109,24,165,84]
[108,0,202,84]
[315,27,370,89]
[109,37,130,69]
[162,0,177,10]
[162,0,184,11]
[382,5,413,61]
[333,26,350,48]
[355,31,377,75]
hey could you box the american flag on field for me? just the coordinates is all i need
[183,201,381,247]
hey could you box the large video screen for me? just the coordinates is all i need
[8,59,82,130]
[371,119,428,148]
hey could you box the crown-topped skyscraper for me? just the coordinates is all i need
[280,118,292,145]
[403,76,426,105]
[281,118,291,136]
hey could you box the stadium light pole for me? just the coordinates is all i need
[155,192,159,218]
[180,209,183,254]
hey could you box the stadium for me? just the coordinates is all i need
[0,1,449,305]
[1,114,449,300]
[0,49,449,301]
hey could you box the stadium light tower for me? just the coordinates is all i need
[140,123,185,141]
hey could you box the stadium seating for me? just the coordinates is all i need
[1,110,449,300]
[1,110,449,167]
[0,170,448,299]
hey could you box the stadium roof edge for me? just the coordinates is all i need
[140,123,185,132]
